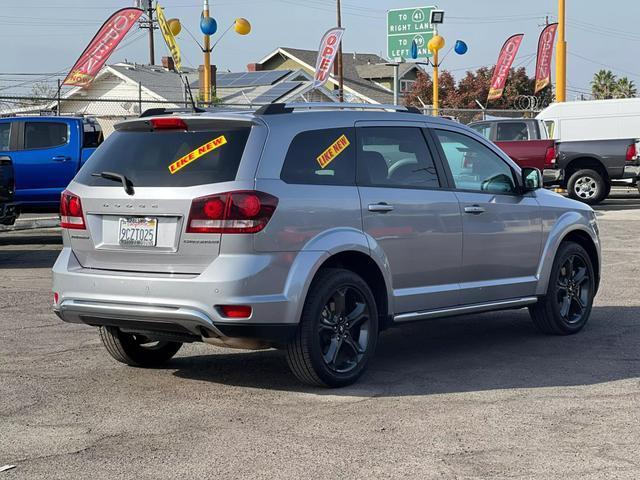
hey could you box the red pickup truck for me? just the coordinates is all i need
[469,118,558,183]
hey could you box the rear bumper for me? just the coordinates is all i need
[622,164,640,179]
[52,247,301,344]
[543,168,563,184]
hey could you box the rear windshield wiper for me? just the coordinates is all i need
[91,171,135,196]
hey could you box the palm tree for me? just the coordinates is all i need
[591,70,617,100]
[614,77,637,98]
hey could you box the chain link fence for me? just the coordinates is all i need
[0,95,541,136]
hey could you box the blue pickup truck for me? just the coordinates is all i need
[0,116,103,224]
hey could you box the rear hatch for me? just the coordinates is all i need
[67,117,255,274]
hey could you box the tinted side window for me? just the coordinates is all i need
[357,127,440,189]
[434,129,516,194]
[24,122,68,149]
[281,128,355,186]
[0,123,10,151]
[496,122,529,141]
[470,123,491,140]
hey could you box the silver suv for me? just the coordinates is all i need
[53,103,601,387]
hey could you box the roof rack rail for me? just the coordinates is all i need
[255,102,423,115]
[139,107,204,118]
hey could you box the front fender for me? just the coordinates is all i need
[282,227,393,325]
[536,211,600,295]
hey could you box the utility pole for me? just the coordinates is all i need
[556,0,567,102]
[139,0,157,65]
[336,0,344,102]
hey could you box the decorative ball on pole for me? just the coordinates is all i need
[234,18,251,35]
[454,40,468,55]
[427,34,445,54]
[167,18,182,37]
[200,15,218,36]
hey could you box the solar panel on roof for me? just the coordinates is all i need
[252,81,303,105]
[218,70,291,88]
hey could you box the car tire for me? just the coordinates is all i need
[286,268,379,387]
[99,326,182,367]
[567,169,607,205]
[529,242,595,335]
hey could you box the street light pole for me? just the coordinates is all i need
[203,0,211,104]
[556,0,567,102]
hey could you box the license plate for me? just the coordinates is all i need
[118,217,158,247]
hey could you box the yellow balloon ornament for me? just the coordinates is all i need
[167,18,182,37]
[428,35,445,53]
[234,18,251,35]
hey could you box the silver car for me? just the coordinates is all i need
[52,103,601,387]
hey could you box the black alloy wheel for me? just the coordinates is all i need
[317,286,371,374]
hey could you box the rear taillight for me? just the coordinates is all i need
[186,191,278,234]
[625,143,637,162]
[60,190,85,230]
[150,117,188,131]
[544,145,557,167]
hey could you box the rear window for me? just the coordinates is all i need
[496,122,529,141]
[76,126,251,188]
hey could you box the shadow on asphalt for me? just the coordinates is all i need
[593,193,640,212]
[171,306,640,396]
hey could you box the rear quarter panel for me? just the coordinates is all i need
[558,139,633,178]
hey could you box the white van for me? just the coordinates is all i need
[537,98,640,142]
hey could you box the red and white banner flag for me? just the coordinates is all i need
[534,23,558,94]
[487,34,525,102]
[63,8,143,88]
[312,27,345,89]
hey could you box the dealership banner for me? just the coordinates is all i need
[534,23,558,94]
[156,2,182,72]
[312,27,345,89]
[487,33,525,102]
[63,8,143,87]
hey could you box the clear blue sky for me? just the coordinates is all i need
[1,0,639,99]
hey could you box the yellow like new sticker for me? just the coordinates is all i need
[168,135,227,174]
[317,134,350,169]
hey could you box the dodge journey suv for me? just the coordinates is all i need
[53,103,600,387]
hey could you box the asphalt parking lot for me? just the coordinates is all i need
[1,192,639,479]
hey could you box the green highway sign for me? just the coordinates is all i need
[387,6,436,61]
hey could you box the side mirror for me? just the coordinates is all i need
[522,167,542,191]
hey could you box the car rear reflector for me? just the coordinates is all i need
[150,117,188,131]
[186,191,278,234]
[60,190,86,230]
[218,305,252,318]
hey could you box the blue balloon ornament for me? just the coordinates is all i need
[410,40,418,60]
[454,40,468,55]
[200,16,217,36]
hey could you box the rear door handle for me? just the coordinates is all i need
[52,155,71,162]
[368,202,394,213]
[464,205,486,215]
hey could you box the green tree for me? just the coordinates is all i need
[615,77,637,98]
[591,70,618,100]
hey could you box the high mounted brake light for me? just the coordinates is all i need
[60,190,85,230]
[186,191,278,234]
[150,117,188,131]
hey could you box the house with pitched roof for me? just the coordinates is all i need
[252,47,425,104]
